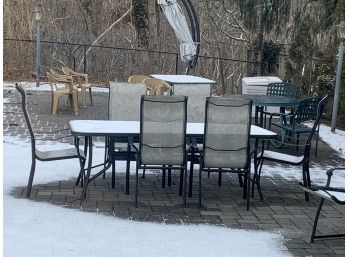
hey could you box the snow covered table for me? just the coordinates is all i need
[150,75,216,122]
[69,120,278,201]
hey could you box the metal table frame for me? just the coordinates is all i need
[226,94,299,127]
[69,120,278,202]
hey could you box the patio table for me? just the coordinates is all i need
[226,94,300,127]
[69,120,278,201]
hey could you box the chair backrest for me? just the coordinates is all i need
[295,96,322,123]
[62,66,89,83]
[128,75,150,83]
[139,95,187,166]
[50,69,66,78]
[142,78,173,96]
[62,66,75,75]
[266,82,297,97]
[304,95,328,146]
[108,82,147,121]
[173,84,211,123]
[15,84,36,149]
[202,97,252,169]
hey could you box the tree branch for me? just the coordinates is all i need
[78,7,133,69]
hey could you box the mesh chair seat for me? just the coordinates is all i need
[257,150,304,164]
[36,148,85,161]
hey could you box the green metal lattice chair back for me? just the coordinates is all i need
[266,82,297,98]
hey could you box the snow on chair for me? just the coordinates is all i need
[300,167,345,242]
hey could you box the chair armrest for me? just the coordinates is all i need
[128,137,139,152]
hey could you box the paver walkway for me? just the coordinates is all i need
[4,85,345,257]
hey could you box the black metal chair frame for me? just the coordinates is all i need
[268,96,323,156]
[132,95,188,207]
[256,95,328,201]
[196,97,254,210]
[15,84,86,198]
[300,167,345,242]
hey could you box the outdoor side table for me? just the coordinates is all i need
[150,75,216,122]
[226,94,299,127]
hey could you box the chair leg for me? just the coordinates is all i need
[199,166,202,208]
[179,169,183,196]
[242,172,247,199]
[81,86,87,107]
[218,170,222,186]
[162,166,166,188]
[142,166,146,178]
[135,166,139,207]
[183,167,187,207]
[111,160,116,189]
[168,166,172,186]
[302,163,309,201]
[311,198,324,242]
[189,159,194,197]
[52,94,59,114]
[315,128,319,157]
[26,157,36,198]
[247,172,251,210]
[126,159,130,195]
[296,133,300,151]
[71,91,78,115]
[238,173,243,187]
[89,88,93,105]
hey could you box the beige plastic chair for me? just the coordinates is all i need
[142,78,173,96]
[47,72,78,115]
[127,75,150,83]
[62,66,93,107]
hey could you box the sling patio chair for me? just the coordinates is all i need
[106,82,147,194]
[262,82,298,143]
[142,78,173,96]
[15,84,85,198]
[268,96,324,156]
[131,95,188,207]
[256,95,328,201]
[194,97,254,210]
[300,167,345,242]
[47,71,79,115]
[62,66,93,107]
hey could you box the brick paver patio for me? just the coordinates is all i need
[4,85,345,257]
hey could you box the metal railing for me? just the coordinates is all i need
[4,38,268,94]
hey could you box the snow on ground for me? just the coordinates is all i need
[3,81,109,93]
[4,137,293,257]
[317,123,345,158]
[3,83,345,257]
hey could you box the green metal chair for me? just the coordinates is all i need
[268,96,325,156]
[300,167,344,242]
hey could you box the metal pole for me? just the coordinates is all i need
[330,43,344,132]
[35,24,41,87]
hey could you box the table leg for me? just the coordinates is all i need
[80,136,93,201]
[252,138,264,201]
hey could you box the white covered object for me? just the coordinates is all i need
[242,76,283,95]
[157,0,196,62]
